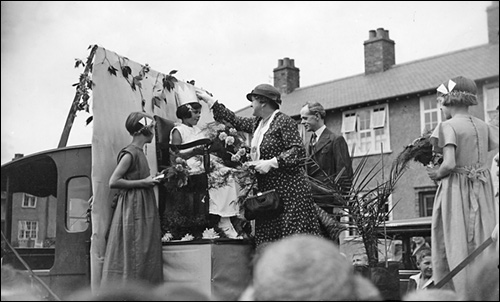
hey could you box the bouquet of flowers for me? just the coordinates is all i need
[200,121,251,168]
[394,130,443,169]
[160,152,191,191]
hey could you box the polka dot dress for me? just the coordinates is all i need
[212,102,321,247]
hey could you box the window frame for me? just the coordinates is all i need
[22,193,37,208]
[18,220,39,240]
[419,94,442,134]
[414,186,437,217]
[483,82,499,125]
[341,103,391,157]
[66,176,92,233]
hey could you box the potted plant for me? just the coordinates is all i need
[305,152,409,300]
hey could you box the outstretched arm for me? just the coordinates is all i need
[196,88,256,133]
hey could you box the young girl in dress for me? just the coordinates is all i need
[102,112,163,286]
[170,100,241,238]
[426,76,499,296]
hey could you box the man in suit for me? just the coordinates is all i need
[300,102,354,241]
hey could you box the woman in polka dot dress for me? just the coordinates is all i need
[196,84,321,248]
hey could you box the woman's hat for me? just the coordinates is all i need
[246,84,281,105]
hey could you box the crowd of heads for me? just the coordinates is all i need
[2,232,498,301]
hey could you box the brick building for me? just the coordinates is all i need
[237,2,499,224]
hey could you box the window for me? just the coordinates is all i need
[419,191,435,217]
[66,177,91,232]
[341,104,391,156]
[18,220,38,240]
[420,94,442,134]
[22,193,37,208]
[483,83,499,124]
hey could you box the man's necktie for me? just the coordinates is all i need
[309,133,317,155]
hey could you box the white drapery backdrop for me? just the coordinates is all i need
[90,46,213,290]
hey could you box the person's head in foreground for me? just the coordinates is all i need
[250,234,381,301]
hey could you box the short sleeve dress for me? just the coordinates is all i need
[430,115,499,295]
[211,102,321,247]
[101,145,163,286]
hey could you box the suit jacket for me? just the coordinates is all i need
[306,128,353,200]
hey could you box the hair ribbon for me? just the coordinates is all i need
[436,79,456,95]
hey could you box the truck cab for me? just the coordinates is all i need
[1,145,92,300]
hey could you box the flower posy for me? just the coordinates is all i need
[202,228,220,239]
[161,232,174,242]
[201,121,250,167]
[181,233,194,241]
[162,156,190,189]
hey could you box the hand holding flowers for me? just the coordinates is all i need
[395,130,443,169]
[161,155,191,190]
[200,121,251,168]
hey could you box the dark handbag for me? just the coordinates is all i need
[243,189,283,220]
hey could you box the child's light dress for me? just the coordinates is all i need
[430,114,499,296]
[170,123,240,217]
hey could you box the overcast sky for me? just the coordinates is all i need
[1,1,494,165]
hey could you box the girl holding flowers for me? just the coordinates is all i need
[426,76,498,296]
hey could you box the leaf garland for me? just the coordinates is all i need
[78,45,188,121]
[72,45,97,123]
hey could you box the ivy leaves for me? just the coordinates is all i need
[163,70,178,92]
[72,45,98,126]
[74,58,85,68]
[121,65,132,78]
[103,55,184,111]
[107,65,118,76]
[131,64,150,91]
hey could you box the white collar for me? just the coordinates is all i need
[314,125,326,138]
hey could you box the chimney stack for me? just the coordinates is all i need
[487,1,499,44]
[273,57,300,95]
[364,28,395,75]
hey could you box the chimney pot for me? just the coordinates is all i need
[487,1,499,44]
[364,28,395,74]
[273,57,300,95]
[376,28,385,37]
